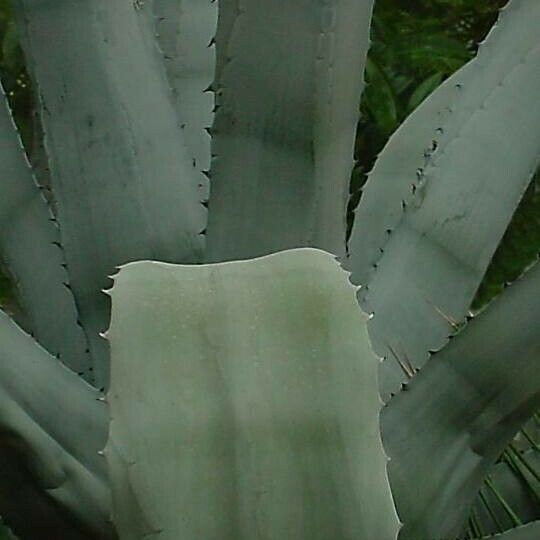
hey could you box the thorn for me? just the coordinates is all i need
[388,344,415,379]
[431,303,460,330]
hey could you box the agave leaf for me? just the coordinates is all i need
[106,249,399,540]
[13,0,207,387]
[348,0,540,398]
[474,172,540,308]
[0,85,91,378]
[479,521,540,539]
[205,0,375,262]
[149,0,217,202]
[382,260,540,540]
[0,309,111,538]
[214,0,237,85]
[348,58,474,287]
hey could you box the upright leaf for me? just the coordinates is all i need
[382,260,540,540]
[13,0,207,387]
[150,0,217,202]
[106,249,399,540]
[348,0,540,397]
[0,85,90,378]
[205,0,375,262]
[348,59,474,287]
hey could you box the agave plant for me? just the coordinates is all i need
[0,0,539,539]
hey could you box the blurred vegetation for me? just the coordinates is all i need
[353,0,507,184]
[0,0,538,308]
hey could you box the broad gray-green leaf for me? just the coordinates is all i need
[214,0,237,85]
[480,522,540,539]
[150,0,217,201]
[0,85,90,378]
[347,58,474,286]
[13,0,206,387]
[0,309,111,538]
[205,0,375,262]
[106,248,399,540]
[348,0,540,398]
[382,260,540,540]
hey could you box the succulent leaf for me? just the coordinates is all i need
[348,0,540,398]
[12,0,207,387]
[149,0,217,203]
[382,260,540,540]
[205,0,375,262]
[0,309,111,538]
[0,84,90,379]
[106,248,399,540]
